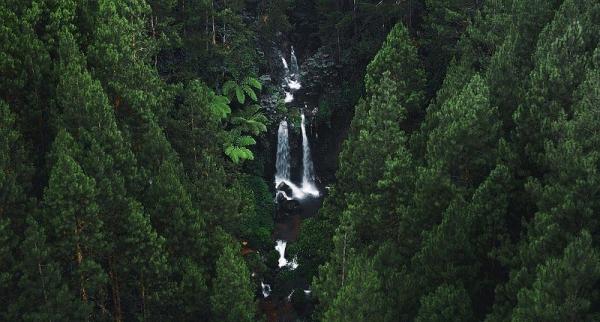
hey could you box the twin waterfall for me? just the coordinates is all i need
[275,47,319,199]
[271,47,320,282]
[274,115,319,199]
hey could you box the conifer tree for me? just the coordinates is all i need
[314,22,426,320]
[55,30,171,321]
[512,231,600,321]
[322,255,389,322]
[415,284,474,322]
[0,100,32,317]
[42,129,109,318]
[9,216,88,321]
[210,240,256,322]
[427,74,500,187]
[514,0,600,169]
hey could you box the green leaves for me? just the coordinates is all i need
[225,146,254,164]
[221,77,262,104]
[224,135,256,164]
[513,231,600,322]
[209,94,232,120]
[230,104,268,135]
[210,240,256,322]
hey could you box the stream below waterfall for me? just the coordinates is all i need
[259,46,324,321]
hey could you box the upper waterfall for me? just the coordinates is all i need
[281,47,301,103]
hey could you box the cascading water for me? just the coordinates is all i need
[288,47,301,90]
[301,113,319,196]
[281,48,301,103]
[290,46,299,77]
[275,120,290,187]
[264,46,321,315]
[261,282,272,298]
[275,240,288,267]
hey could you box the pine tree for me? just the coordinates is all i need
[8,216,89,321]
[166,80,238,228]
[145,157,210,319]
[314,23,426,320]
[514,0,600,170]
[427,74,500,187]
[55,30,171,321]
[492,4,600,318]
[512,231,600,321]
[422,0,481,92]
[415,284,474,322]
[322,255,389,322]
[364,23,426,121]
[210,240,256,322]
[0,100,32,317]
[42,129,109,318]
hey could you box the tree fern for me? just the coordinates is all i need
[225,146,254,164]
[221,77,262,104]
[209,95,232,120]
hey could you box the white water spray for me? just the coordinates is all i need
[280,47,301,103]
[261,281,272,298]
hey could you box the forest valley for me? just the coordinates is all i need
[1,0,600,321]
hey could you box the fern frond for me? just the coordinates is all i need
[225,146,254,164]
[242,85,258,101]
[235,88,245,104]
[244,77,262,90]
[222,81,237,97]
[236,135,257,147]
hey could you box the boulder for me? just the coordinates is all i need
[276,181,294,196]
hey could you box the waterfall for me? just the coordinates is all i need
[261,282,272,298]
[301,113,319,196]
[290,46,299,79]
[288,47,301,90]
[280,47,301,103]
[281,56,289,71]
[275,240,288,267]
[275,120,290,187]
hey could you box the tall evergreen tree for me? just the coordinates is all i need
[512,231,600,321]
[42,129,109,318]
[55,30,171,321]
[322,255,389,322]
[415,284,474,322]
[426,74,499,186]
[0,100,32,318]
[8,216,88,321]
[210,240,256,322]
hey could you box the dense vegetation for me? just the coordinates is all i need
[1,0,599,321]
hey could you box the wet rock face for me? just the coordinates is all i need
[276,181,293,196]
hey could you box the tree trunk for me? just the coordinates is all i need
[212,1,216,45]
[109,258,123,322]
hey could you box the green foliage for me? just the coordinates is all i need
[210,240,257,322]
[416,284,474,322]
[427,74,500,186]
[322,255,390,322]
[513,231,600,322]
[42,129,108,317]
[222,77,262,104]
[2,0,600,321]
[236,175,274,249]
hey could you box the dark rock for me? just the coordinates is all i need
[276,181,294,196]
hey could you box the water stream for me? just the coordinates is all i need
[263,45,322,320]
